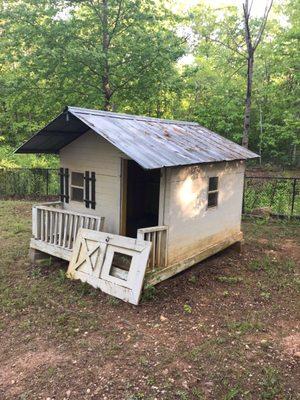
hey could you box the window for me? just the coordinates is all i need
[207,176,219,208]
[71,172,84,202]
[109,252,133,281]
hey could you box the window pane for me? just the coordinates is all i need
[208,192,218,208]
[71,172,84,187]
[209,177,218,191]
[109,252,133,281]
[71,187,84,202]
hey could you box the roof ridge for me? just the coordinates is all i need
[67,106,199,126]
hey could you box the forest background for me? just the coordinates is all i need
[0,0,299,169]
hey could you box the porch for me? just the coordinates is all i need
[30,202,169,275]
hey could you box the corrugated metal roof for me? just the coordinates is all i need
[16,106,258,169]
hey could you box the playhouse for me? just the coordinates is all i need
[16,106,258,302]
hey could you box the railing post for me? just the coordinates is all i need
[32,206,38,238]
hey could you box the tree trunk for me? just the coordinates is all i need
[101,0,112,111]
[242,54,254,148]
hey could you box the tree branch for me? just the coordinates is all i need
[108,0,123,44]
[204,35,247,58]
[253,0,273,50]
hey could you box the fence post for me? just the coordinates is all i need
[291,178,297,216]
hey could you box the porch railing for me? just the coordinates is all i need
[32,202,105,250]
[137,226,168,270]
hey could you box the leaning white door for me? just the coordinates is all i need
[67,228,151,305]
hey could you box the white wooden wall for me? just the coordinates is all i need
[163,161,245,266]
[59,130,128,234]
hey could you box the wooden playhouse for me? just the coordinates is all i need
[16,107,258,302]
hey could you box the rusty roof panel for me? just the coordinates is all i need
[16,106,258,168]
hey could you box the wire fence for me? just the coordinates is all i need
[0,168,59,199]
[243,176,299,218]
[0,168,299,217]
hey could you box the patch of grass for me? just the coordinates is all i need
[142,284,156,301]
[107,296,120,306]
[217,276,243,284]
[183,304,192,314]
[260,291,271,300]
[223,386,240,400]
[188,274,197,284]
[30,266,43,278]
[248,259,261,271]
[191,387,204,399]
[175,390,189,400]
[139,356,149,367]
[260,367,282,399]
[227,320,264,335]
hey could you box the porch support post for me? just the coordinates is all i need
[29,248,52,265]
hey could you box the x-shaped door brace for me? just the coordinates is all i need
[73,238,101,272]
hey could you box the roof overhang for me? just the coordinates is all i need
[15,109,90,154]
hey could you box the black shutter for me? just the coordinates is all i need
[83,171,96,209]
[59,168,64,202]
[58,168,69,203]
[84,171,90,208]
[65,168,69,203]
[91,172,96,209]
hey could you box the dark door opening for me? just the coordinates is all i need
[125,160,160,238]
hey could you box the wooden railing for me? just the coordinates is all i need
[32,203,105,250]
[137,226,168,271]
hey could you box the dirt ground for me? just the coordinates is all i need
[0,200,299,400]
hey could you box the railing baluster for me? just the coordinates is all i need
[58,212,62,246]
[53,211,58,245]
[41,210,44,241]
[49,211,53,243]
[63,214,68,248]
[45,210,49,242]
[73,215,78,244]
[68,214,74,249]
[152,232,157,269]
[157,230,162,268]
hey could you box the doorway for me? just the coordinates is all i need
[122,160,160,238]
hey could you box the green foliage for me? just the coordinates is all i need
[183,303,192,314]
[0,0,299,167]
[142,284,157,301]
[217,276,243,284]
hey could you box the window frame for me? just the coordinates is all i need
[70,171,85,203]
[207,176,219,209]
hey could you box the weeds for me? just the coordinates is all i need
[260,367,282,399]
[183,304,192,314]
[223,386,240,400]
[188,275,197,284]
[142,284,156,301]
[217,276,243,284]
[227,320,264,335]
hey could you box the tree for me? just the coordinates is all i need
[241,0,273,148]
[0,0,184,144]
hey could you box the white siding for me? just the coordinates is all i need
[59,130,128,234]
[163,161,245,265]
